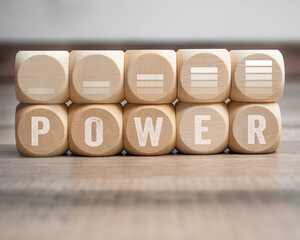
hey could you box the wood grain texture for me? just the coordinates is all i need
[68,104,123,156]
[230,50,285,102]
[177,49,231,102]
[1,76,300,239]
[125,50,177,103]
[70,50,124,103]
[15,103,68,156]
[228,102,281,153]
[124,104,176,155]
[176,102,229,154]
[15,51,69,103]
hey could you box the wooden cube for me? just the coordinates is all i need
[177,49,231,102]
[176,102,229,154]
[230,50,285,102]
[15,51,69,103]
[68,104,123,156]
[123,104,176,155]
[228,102,281,153]
[70,50,124,103]
[15,104,68,156]
[125,50,176,103]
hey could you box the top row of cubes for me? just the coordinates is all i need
[15,49,285,104]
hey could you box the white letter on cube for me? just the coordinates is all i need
[195,115,211,145]
[85,117,103,147]
[31,117,50,146]
[248,115,266,144]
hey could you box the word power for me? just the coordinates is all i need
[15,49,284,156]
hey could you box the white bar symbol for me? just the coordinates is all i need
[245,67,272,73]
[191,81,218,87]
[28,88,55,95]
[137,74,164,80]
[191,67,218,74]
[83,88,110,94]
[191,74,218,80]
[245,60,272,66]
[244,60,273,93]
[137,74,164,94]
[83,81,110,87]
[83,81,110,95]
[246,81,272,87]
[137,81,164,87]
[245,74,272,80]
[190,67,218,89]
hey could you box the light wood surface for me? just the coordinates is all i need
[228,102,281,153]
[1,77,300,239]
[15,51,69,103]
[70,50,124,103]
[177,49,231,102]
[125,50,177,103]
[124,104,176,155]
[68,104,123,156]
[15,103,68,156]
[176,102,229,154]
[230,50,284,102]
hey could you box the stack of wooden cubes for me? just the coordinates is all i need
[15,49,284,156]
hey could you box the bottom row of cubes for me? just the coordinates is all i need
[15,102,282,157]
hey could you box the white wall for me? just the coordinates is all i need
[0,0,299,43]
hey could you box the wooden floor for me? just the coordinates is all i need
[1,77,300,240]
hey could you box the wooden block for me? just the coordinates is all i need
[230,50,285,102]
[15,51,69,103]
[123,104,176,155]
[70,50,124,103]
[176,102,229,154]
[15,104,68,156]
[68,104,123,156]
[177,49,231,102]
[125,50,176,103]
[228,102,281,153]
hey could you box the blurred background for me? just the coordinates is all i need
[1,0,300,78]
[1,1,300,239]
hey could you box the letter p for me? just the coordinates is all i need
[31,117,50,146]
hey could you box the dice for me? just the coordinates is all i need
[68,104,123,156]
[177,49,231,102]
[15,104,68,156]
[125,50,177,103]
[14,49,284,157]
[70,50,124,103]
[176,102,229,154]
[15,51,69,103]
[230,50,285,102]
[228,102,281,153]
[123,104,176,155]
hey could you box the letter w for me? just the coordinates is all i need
[134,117,163,147]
